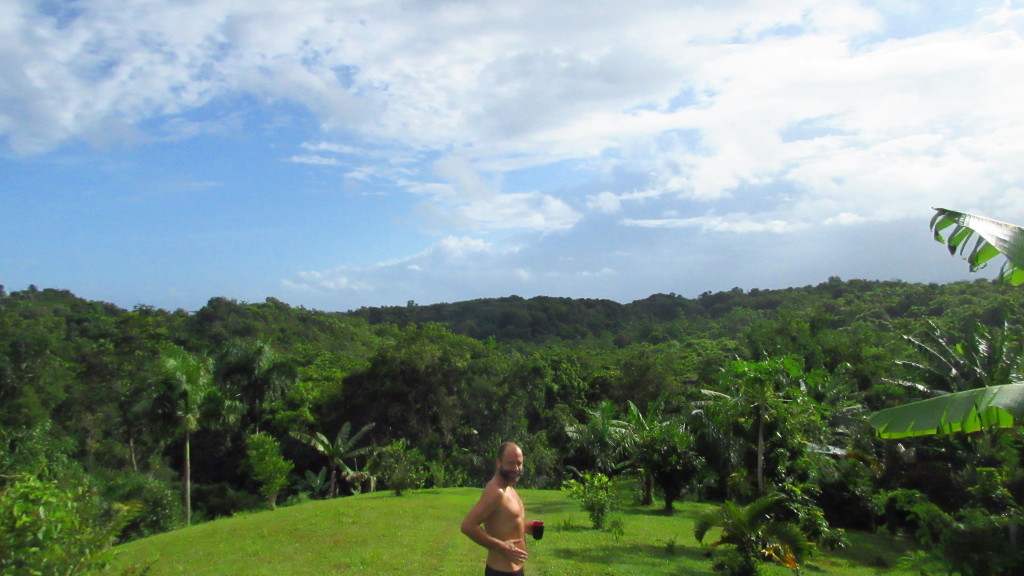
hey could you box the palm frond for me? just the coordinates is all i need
[762,521,812,563]
[869,383,1024,438]
[931,208,1024,285]
[694,505,724,544]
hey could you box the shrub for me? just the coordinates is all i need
[0,475,136,576]
[940,508,1024,576]
[562,472,616,529]
[191,482,263,520]
[774,482,847,550]
[371,439,426,496]
[102,471,183,541]
[426,460,467,488]
[245,432,294,510]
[695,497,811,576]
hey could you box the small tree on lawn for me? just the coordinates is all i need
[246,432,293,510]
[636,418,704,514]
[563,471,617,529]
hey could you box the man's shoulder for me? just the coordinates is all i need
[482,477,506,494]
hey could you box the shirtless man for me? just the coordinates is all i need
[461,442,538,576]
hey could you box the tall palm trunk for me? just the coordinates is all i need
[184,431,192,525]
[128,434,138,472]
[757,413,765,496]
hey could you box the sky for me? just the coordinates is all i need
[3,0,1024,313]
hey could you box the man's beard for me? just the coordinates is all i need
[499,468,520,485]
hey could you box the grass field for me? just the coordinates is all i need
[100,488,921,576]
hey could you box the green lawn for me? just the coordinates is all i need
[100,488,921,576]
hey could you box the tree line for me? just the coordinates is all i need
[2,277,1023,574]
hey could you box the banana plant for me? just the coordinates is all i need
[868,383,1024,439]
[867,209,1024,439]
[291,421,376,498]
[303,467,329,498]
[930,208,1024,285]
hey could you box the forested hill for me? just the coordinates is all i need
[5,277,1021,350]
[345,276,1020,345]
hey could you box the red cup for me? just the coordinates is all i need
[531,520,544,540]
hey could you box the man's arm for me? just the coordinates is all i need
[461,487,503,550]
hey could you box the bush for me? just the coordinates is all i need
[815,453,876,530]
[774,482,847,550]
[426,460,467,488]
[101,471,183,541]
[371,439,426,496]
[191,482,263,520]
[245,432,294,510]
[940,508,1024,576]
[563,472,616,529]
[0,475,136,576]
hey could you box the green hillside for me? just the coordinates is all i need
[102,488,919,576]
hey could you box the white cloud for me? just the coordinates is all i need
[624,215,800,234]
[287,154,342,166]
[414,155,583,231]
[7,0,1024,310]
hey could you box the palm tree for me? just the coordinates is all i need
[709,356,810,497]
[291,421,376,498]
[216,339,297,433]
[695,496,811,576]
[564,400,630,476]
[619,400,656,505]
[800,364,867,444]
[159,346,212,526]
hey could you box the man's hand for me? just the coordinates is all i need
[501,538,528,564]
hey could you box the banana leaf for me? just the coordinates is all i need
[930,208,1024,285]
[868,383,1024,439]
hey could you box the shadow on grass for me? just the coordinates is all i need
[549,541,717,575]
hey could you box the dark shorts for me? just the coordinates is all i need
[484,567,524,576]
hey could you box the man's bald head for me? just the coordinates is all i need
[496,442,521,461]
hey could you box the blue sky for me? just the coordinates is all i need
[3,0,1023,312]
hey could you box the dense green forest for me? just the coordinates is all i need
[3,277,1024,575]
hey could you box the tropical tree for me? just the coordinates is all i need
[800,364,867,446]
[157,345,212,526]
[694,496,812,576]
[564,400,630,476]
[0,475,138,576]
[705,356,813,497]
[618,400,656,505]
[245,432,293,509]
[690,388,748,501]
[634,416,704,513]
[291,421,376,498]
[563,471,617,529]
[216,338,297,434]
[371,438,427,496]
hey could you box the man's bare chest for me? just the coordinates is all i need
[500,489,524,518]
